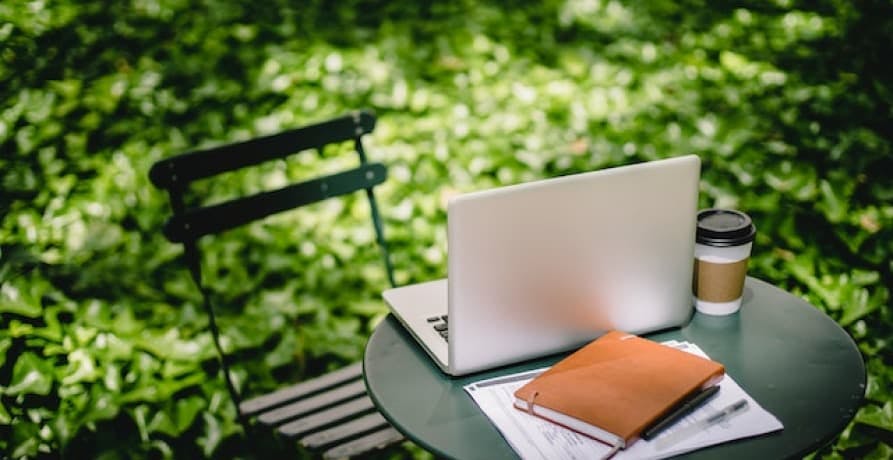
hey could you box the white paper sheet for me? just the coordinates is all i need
[464,341,783,460]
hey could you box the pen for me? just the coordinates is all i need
[641,385,721,440]
[654,398,750,450]
[705,398,748,425]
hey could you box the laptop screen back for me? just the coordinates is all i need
[446,155,701,374]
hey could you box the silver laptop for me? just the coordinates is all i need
[383,155,701,376]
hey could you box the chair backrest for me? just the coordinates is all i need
[149,109,395,287]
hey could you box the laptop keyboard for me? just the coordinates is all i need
[427,315,448,341]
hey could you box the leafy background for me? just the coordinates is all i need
[1,0,891,458]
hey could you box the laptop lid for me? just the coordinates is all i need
[385,155,701,376]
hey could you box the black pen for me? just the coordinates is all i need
[641,385,721,441]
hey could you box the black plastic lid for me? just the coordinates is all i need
[696,209,756,247]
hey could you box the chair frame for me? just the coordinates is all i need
[149,110,401,457]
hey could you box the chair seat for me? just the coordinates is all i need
[239,361,404,457]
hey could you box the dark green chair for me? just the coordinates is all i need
[148,110,402,458]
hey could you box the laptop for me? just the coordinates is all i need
[383,155,701,376]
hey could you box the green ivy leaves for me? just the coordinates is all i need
[6,352,54,396]
[2,0,892,458]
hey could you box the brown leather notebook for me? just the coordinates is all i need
[513,331,725,449]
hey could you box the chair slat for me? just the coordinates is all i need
[301,411,390,449]
[321,426,405,460]
[149,110,375,189]
[278,396,376,438]
[257,380,367,426]
[239,362,363,416]
[163,163,387,243]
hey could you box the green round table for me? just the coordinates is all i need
[364,277,865,459]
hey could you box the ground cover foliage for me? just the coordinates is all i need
[1,0,891,458]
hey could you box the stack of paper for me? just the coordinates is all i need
[464,340,783,460]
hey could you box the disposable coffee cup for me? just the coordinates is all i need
[693,209,756,316]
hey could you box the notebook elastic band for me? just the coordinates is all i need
[526,391,539,414]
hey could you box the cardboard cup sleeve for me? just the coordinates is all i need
[693,258,749,303]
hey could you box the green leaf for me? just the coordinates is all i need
[5,351,54,396]
[0,336,11,368]
[864,442,893,460]
[119,372,205,404]
[111,308,144,336]
[61,348,100,385]
[130,405,151,443]
[79,299,114,329]
[12,421,41,458]
[198,395,241,457]
[863,357,893,401]
[855,401,893,431]
[199,411,223,458]
[838,285,886,327]
[134,329,215,362]
[817,179,849,224]
[263,328,300,369]
[348,299,388,316]
[0,400,10,424]
[147,396,205,437]
[161,359,196,379]
[148,439,174,459]
[221,313,277,352]
[0,281,42,318]
[174,397,206,435]
[146,408,176,438]
[50,414,76,450]
[95,332,134,362]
